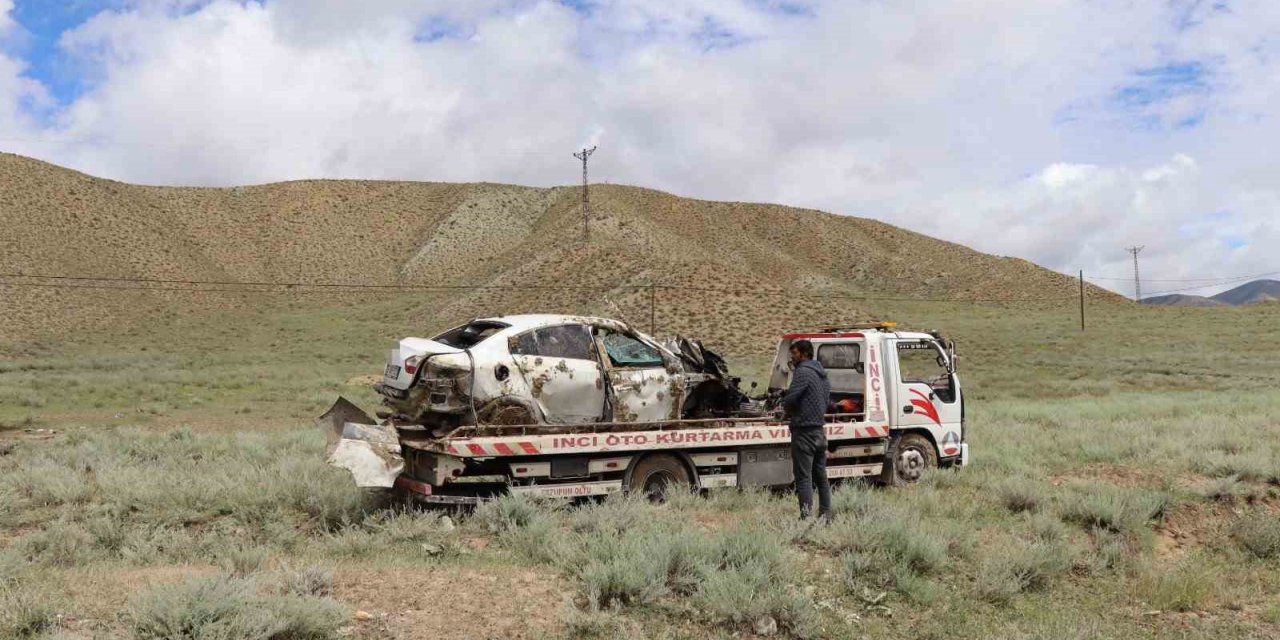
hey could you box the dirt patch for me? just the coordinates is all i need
[1050,464,1173,488]
[689,510,742,531]
[333,564,569,640]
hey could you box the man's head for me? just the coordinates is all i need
[789,339,814,366]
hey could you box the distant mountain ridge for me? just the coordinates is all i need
[0,153,1127,352]
[1142,279,1280,307]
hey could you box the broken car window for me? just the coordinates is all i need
[433,321,510,349]
[817,343,861,369]
[599,330,664,368]
[512,325,595,360]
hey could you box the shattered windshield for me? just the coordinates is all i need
[433,321,510,349]
[600,330,665,368]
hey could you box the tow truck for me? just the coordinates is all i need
[320,317,967,503]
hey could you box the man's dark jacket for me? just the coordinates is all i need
[782,359,831,429]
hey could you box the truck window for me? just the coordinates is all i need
[897,341,955,402]
[817,343,860,369]
[599,330,664,368]
[511,325,595,360]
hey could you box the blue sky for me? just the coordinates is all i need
[0,0,1275,295]
[10,0,109,103]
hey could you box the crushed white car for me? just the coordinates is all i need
[371,314,755,434]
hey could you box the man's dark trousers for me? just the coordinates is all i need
[791,426,831,519]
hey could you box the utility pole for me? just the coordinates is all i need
[1125,246,1144,302]
[1078,270,1086,331]
[573,146,597,242]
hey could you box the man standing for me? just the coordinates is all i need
[782,339,832,521]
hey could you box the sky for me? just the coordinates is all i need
[0,0,1277,298]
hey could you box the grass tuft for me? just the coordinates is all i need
[1136,563,1214,612]
[1231,512,1280,559]
[0,587,56,639]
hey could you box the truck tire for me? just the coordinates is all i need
[881,433,936,486]
[625,454,692,502]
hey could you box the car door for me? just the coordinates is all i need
[594,327,680,423]
[892,339,961,433]
[509,324,606,424]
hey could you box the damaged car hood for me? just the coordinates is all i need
[317,396,404,488]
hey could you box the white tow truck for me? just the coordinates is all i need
[320,316,967,503]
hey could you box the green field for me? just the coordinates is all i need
[2,297,1279,639]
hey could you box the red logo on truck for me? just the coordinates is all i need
[908,389,941,425]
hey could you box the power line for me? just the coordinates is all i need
[1084,269,1280,283]
[0,272,635,291]
[0,275,1080,304]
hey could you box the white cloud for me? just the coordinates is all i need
[1,0,1278,295]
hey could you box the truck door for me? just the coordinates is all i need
[891,339,962,453]
[509,324,606,424]
[595,327,680,423]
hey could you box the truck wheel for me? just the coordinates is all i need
[626,454,692,502]
[881,433,936,486]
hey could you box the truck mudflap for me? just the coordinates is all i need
[317,397,404,488]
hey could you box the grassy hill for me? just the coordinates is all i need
[0,153,1123,355]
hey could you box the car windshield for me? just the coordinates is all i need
[433,321,510,348]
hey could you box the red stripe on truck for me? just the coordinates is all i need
[519,442,539,454]
[494,442,515,455]
[467,443,487,456]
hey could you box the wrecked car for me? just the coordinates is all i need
[373,314,753,434]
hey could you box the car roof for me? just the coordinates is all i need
[477,314,631,334]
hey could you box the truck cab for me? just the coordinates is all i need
[766,323,967,483]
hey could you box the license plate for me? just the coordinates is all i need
[384,364,401,379]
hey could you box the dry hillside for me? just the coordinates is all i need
[0,153,1123,354]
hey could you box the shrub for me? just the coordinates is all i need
[694,563,817,638]
[273,564,334,598]
[974,540,1071,604]
[15,523,95,566]
[1058,488,1171,534]
[472,492,556,535]
[131,575,253,639]
[221,546,269,578]
[1232,512,1280,559]
[996,478,1043,513]
[1201,475,1244,504]
[577,533,672,609]
[131,574,345,640]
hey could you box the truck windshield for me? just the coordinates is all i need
[433,321,510,348]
